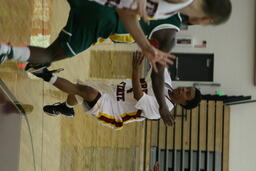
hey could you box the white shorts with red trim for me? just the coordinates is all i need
[77,93,145,129]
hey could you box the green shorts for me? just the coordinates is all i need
[58,0,119,57]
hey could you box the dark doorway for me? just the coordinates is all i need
[168,53,214,81]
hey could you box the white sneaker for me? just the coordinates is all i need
[0,43,12,64]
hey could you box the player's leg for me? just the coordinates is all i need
[29,38,67,63]
[32,68,100,117]
[0,1,76,65]
[0,36,67,65]
[43,88,101,117]
[1,0,116,66]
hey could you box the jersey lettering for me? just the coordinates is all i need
[116,82,126,101]
[140,78,148,94]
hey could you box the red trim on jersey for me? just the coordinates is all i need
[98,110,143,128]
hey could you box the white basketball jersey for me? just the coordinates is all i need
[90,0,194,19]
[80,68,174,129]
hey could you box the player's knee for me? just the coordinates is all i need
[76,84,98,100]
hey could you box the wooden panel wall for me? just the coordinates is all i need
[145,100,230,171]
[222,106,230,171]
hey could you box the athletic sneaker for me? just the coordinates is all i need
[31,67,64,81]
[43,102,75,117]
[32,68,54,82]
[25,62,51,72]
[0,43,12,64]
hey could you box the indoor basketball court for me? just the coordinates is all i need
[0,0,146,170]
[1,0,255,171]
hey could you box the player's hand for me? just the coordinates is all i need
[132,0,149,24]
[159,106,175,126]
[132,51,144,71]
[150,162,160,171]
[142,45,176,72]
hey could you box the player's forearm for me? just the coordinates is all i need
[132,71,144,101]
[151,63,168,109]
[150,30,176,109]
[116,9,151,50]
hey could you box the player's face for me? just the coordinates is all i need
[171,87,196,105]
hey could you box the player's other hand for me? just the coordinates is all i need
[159,106,175,126]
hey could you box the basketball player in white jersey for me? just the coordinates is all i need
[31,51,201,129]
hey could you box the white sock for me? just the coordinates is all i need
[65,101,74,108]
[11,46,30,61]
[49,75,58,84]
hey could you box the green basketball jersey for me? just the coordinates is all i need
[59,0,183,57]
[109,14,183,43]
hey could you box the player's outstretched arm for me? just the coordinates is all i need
[116,9,175,72]
[150,28,177,126]
[132,51,144,100]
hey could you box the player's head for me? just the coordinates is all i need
[169,87,202,110]
[181,0,232,25]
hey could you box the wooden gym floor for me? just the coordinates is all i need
[0,0,145,171]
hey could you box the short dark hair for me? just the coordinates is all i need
[202,0,232,25]
[181,88,202,110]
